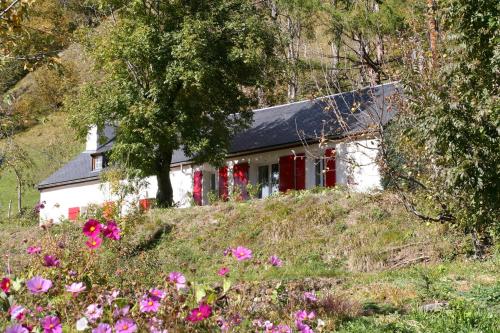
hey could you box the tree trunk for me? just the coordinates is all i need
[155,148,174,207]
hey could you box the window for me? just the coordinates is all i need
[92,155,105,171]
[210,173,217,192]
[315,159,325,187]
[257,163,280,198]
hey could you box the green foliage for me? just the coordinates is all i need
[385,0,499,247]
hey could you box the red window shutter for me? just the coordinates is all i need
[233,163,249,200]
[193,170,203,206]
[279,155,294,192]
[218,166,228,200]
[68,207,80,221]
[139,199,152,211]
[295,154,306,190]
[325,148,336,187]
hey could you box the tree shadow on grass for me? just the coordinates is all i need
[362,301,404,316]
[126,224,173,257]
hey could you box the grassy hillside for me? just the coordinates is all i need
[1,189,498,331]
[0,112,83,217]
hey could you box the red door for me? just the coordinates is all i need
[68,207,80,221]
[193,170,203,205]
[279,154,306,192]
[233,163,249,200]
[325,148,336,187]
[218,166,228,200]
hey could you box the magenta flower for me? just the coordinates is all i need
[66,282,86,296]
[41,316,62,333]
[9,305,26,321]
[85,304,103,321]
[186,303,212,322]
[274,324,292,333]
[1,277,11,293]
[169,271,186,290]
[92,323,112,333]
[295,310,315,321]
[269,255,283,267]
[149,288,166,300]
[303,292,317,302]
[5,325,29,333]
[26,276,52,294]
[232,246,252,261]
[86,236,102,250]
[115,318,137,333]
[102,220,121,240]
[217,267,230,276]
[27,246,42,254]
[83,219,101,237]
[43,255,60,267]
[140,296,160,313]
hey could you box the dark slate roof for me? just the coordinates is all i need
[38,82,398,189]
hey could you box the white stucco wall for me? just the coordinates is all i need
[40,137,382,223]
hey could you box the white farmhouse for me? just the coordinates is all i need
[37,83,397,223]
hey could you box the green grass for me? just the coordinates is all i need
[0,112,83,217]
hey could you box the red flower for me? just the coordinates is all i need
[102,221,121,240]
[186,303,212,322]
[86,236,102,250]
[83,219,101,237]
[1,277,11,293]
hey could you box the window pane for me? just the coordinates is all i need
[271,163,279,193]
[315,159,322,186]
[258,165,269,198]
[210,173,216,192]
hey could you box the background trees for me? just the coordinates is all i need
[68,0,278,206]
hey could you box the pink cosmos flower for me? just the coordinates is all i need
[41,316,62,333]
[9,305,26,321]
[274,324,292,333]
[186,303,212,322]
[140,297,160,313]
[26,276,52,294]
[115,318,137,333]
[303,292,317,302]
[149,318,167,333]
[5,325,29,333]
[102,220,121,240]
[83,219,101,237]
[86,236,103,250]
[269,255,283,267]
[149,288,166,300]
[169,271,186,290]
[85,304,103,321]
[232,246,252,261]
[27,246,42,255]
[295,310,315,321]
[1,277,11,293]
[217,267,230,276]
[43,255,60,267]
[92,323,112,333]
[112,305,130,318]
[66,282,86,296]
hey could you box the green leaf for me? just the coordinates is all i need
[195,284,206,303]
[223,278,232,293]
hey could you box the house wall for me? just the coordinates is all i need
[39,137,382,224]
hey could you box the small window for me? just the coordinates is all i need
[315,159,325,187]
[210,173,217,192]
[92,155,105,171]
[257,163,279,199]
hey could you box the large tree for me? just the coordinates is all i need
[69,0,277,207]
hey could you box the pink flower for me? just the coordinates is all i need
[92,323,112,333]
[9,305,26,321]
[295,310,315,321]
[140,297,160,313]
[41,316,62,333]
[303,292,317,302]
[149,288,166,300]
[169,271,186,290]
[5,325,29,333]
[217,267,230,276]
[115,318,137,333]
[85,304,103,321]
[113,305,130,318]
[269,255,283,267]
[186,303,212,322]
[86,236,102,250]
[27,246,41,254]
[102,220,121,240]
[66,282,86,296]
[232,246,252,261]
[43,255,60,267]
[1,277,11,293]
[83,219,101,237]
[274,324,292,333]
[26,276,52,294]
